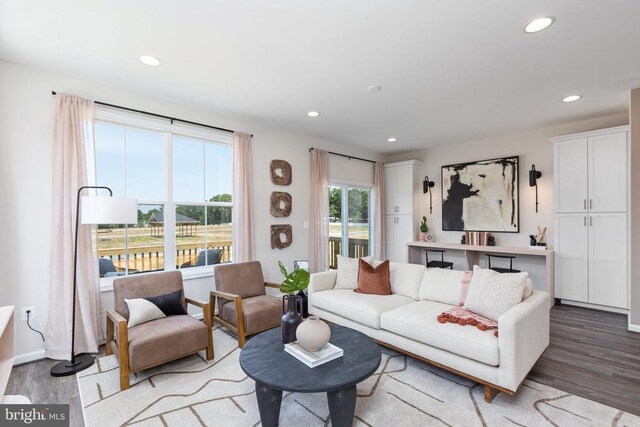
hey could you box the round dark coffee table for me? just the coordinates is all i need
[239,323,381,427]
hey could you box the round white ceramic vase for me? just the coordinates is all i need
[295,316,331,352]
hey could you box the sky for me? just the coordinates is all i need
[94,122,233,204]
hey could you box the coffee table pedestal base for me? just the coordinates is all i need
[255,382,357,427]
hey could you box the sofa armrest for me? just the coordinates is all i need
[497,291,550,391]
[308,270,337,294]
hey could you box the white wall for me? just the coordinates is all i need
[385,113,629,247]
[0,60,382,362]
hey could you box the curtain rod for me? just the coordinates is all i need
[51,91,252,137]
[308,147,376,164]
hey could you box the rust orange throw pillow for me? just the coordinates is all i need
[354,259,391,295]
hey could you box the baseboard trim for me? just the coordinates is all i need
[628,323,640,333]
[13,350,46,366]
[560,300,628,314]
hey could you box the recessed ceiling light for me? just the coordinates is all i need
[387,137,397,142]
[562,95,582,103]
[307,111,320,117]
[367,85,382,93]
[524,17,555,33]
[138,55,161,67]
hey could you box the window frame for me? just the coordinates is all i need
[328,181,372,266]
[94,108,234,291]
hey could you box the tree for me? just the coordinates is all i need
[329,187,342,221]
[207,193,232,225]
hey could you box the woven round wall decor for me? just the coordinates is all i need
[270,192,292,217]
[270,224,293,249]
[270,160,292,186]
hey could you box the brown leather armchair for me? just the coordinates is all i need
[106,271,214,390]
[210,261,281,348]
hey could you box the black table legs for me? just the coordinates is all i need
[254,382,357,427]
[255,382,283,427]
[327,385,357,427]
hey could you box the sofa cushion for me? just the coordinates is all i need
[355,259,391,295]
[419,268,469,305]
[389,262,425,300]
[380,300,499,366]
[127,315,209,372]
[335,255,373,290]
[221,295,281,335]
[309,289,413,329]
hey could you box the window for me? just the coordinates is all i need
[93,111,233,278]
[328,185,371,269]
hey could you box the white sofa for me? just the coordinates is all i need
[308,263,550,402]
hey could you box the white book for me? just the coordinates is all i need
[284,342,343,368]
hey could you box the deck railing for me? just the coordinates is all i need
[98,240,232,273]
[329,237,369,269]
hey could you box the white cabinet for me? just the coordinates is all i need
[554,214,589,302]
[589,132,628,212]
[384,160,421,263]
[554,138,588,213]
[551,126,629,310]
[588,213,628,308]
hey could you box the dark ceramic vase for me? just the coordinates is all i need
[281,294,302,343]
[296,290,309,318]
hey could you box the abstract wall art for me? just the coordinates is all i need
[441,156,519,232]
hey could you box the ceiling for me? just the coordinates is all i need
[1,1,639,154]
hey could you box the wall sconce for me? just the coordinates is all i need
[423,176,435,214]
[529,164,543,213]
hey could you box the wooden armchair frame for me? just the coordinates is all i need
[209,282,280,348]
[106,298,213,391]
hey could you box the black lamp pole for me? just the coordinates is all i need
[51,185,113,377]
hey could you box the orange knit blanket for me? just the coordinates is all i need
[437,306,499,337]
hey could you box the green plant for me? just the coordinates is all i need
[278,261,310,294]
[420,216,428,233]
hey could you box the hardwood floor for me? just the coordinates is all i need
[6,304,640,427]
[529,303,640,416]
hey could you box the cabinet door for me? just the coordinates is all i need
[589,132,628,212]
[384,167,397,215]
[395,165,414,215]
[384,215,396,262]
[554,138,588,213]
[588,213,628,308]
[554,214,588,302]
[394,215,414,263]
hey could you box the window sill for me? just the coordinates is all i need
[99,266,216,293]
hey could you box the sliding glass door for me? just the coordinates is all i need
[329,185,371,268]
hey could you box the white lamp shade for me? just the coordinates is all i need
[81,196,138,225]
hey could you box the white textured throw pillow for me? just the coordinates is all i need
[334,255,373,290]
[125,298,166,328]
[463,267,528,321]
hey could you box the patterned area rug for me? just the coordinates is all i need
[77,327,640,427]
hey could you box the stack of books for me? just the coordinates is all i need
[284,342,343,368]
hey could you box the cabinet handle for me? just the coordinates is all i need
[584,199,586,210]
[584,216,586,227]
[590,216,593,227]
[589,199,593,209]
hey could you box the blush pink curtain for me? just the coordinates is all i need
[372,162,386,260]
[309,149,330,273]
[45,93,102,359]
[232,132,255,263]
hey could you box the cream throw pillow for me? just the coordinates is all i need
[125,298,166,328]
[419,268,468,305]
[334,255,373,290]
[463,266,528,321]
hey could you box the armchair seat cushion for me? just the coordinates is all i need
[127,315,209,372]
[221,295,281,335]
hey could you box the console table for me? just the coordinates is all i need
[407,242,554,307]
[0,306,15,398]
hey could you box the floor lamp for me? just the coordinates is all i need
[50,186,137,377]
